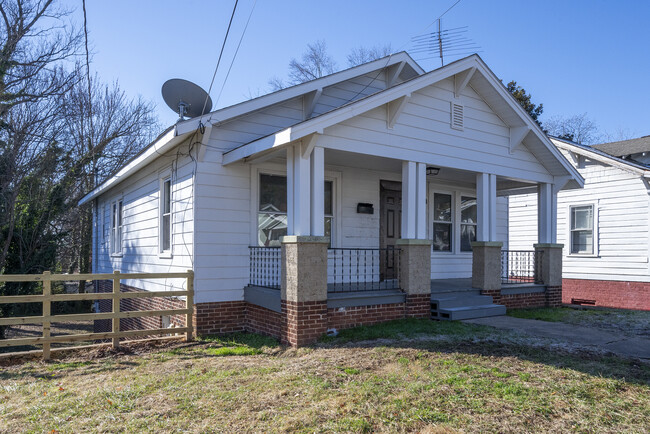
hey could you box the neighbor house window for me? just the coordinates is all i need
[111,200,123,255]
[460,196,477,251]
[160,177,172,254]
[433,193,452,251]
[258,174,334,246]
[570,205,594,254]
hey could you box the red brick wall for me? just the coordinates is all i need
[405,294,431,318]
[194,301,246,335]
[282,300,328,346]
[245,303,283,338]
[482,287,563,309]
[327,302,406,331]
[563,279,650,311]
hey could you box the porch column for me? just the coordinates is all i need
[282,143,328,347]
[398,161,431,317]
[535,183,563,306]
[472,173,502,296]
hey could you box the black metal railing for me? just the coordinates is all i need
[327,248,401,292]
[249,246,281,289]
[501,250,543,284]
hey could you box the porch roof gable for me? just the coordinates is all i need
[223,55,584,190]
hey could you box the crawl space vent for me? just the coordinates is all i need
[450,102,464,131]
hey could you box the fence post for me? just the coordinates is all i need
[112,270,120,348]
[42,271,51,361]
[186,270,194,342]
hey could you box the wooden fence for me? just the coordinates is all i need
[0,270,194,360]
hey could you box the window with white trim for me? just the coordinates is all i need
[257,174,334,246]
[432,193,452,251]
[570,205,594,254]
[160,177,172,254]
[111,200,123,255]
[460,196,477,252]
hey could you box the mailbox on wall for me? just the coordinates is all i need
[357,203,374,214]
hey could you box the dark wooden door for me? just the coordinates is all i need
[379,181,401,280]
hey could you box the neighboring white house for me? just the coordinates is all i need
[509,137,650,311]
[79,53,584,345]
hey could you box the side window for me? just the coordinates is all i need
[570,205,594,254]
[160,177,172,253]
[460,196,477,251]
[433,193,452,251]
[111,200,123,255]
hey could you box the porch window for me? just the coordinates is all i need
[160,177,172,254]
[460,196,477,251]
[258,174,334,246]
[433,193,452,251]
[111,200,123,255]
[570,205,593,254]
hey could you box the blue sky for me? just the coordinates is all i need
[67,0,649,140]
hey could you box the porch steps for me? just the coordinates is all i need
[431,292,505,321]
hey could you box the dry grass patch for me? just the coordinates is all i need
[0,320,648,433]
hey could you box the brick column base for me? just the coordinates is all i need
[546,286,562,307]
[282,300,327,347]
[405,294,431,318]
[481,289,501,305]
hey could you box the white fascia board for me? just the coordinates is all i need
[471,56,584,188]
[552,138,650,178]
[175,52,423,136]
[78,127,185,205]
[223,57,477,165]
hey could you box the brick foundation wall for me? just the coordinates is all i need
[282,300,327,347]
[482,286,563,309]
[194,301,246,335]
[405,294,431,318]
[327,302,406,331]
[563,279,650,311]
[481,289,501,305]
[245,303,283,338]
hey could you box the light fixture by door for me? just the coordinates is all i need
[426,167,440,176]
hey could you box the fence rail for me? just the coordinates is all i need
[501,250,542,284]
[0,270,194,360]
[249,246,281,289]
[328,248,401,292]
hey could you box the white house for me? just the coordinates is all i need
[79,53,583,345]
[509,136,650,311]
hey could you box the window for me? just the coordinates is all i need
[111,200,123,255]
[570,205,594,254]
[433,193,452,251]
[257,174,334,246]
[460,196,477,251]
[160,177,172,254]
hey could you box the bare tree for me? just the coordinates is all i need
[544,113,602,145]
[288,40,337,85]
[347,44,392,67]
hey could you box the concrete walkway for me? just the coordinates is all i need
[464,316,650,360]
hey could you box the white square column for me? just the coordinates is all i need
[401,161,427,240]
[537,183,557,244]
[287,144,311,236]
[310,146,325,236]
[476,173,497,242]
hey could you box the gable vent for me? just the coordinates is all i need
[450,102,464,131]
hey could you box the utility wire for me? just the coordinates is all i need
[201,0,239,118]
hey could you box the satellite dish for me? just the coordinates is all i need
[162,79,212,121]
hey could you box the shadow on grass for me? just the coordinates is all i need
[162,332,280,359]
[318,318,650,387]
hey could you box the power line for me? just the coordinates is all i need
[201,0,240,118]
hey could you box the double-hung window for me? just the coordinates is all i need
[257,174,334,246]
[570,205,594,254]
[160,177,172,254]
[111,200,123,255]
[460,196,477,251]
[433,193,452,251]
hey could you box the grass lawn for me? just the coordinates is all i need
[1,319,649,432]
[508,306,650,338]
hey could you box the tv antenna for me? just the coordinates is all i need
[162,79,213,121]
[410,21,481,67]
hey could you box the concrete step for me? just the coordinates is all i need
[433,304,506,321]
[431,294,495,309]
[431,287,481,295]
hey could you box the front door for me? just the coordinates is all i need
[379,181,401,280]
